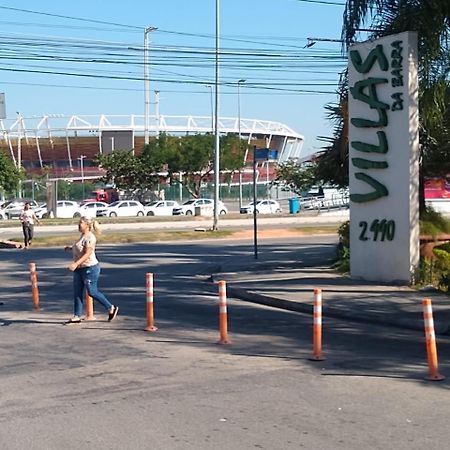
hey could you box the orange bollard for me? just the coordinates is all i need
[217,280,231,344]
[422,299,445,381]
[29,262,40,311]
[310,288,325,361]
[144,273,158,332]
[84,291,96,321]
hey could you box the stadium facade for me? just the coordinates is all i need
[0,114,305,183]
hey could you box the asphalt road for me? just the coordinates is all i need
[1,236,449,449]
[0,210,349,238]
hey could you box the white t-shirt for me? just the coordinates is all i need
[72,232,99,267]
[20,209,35,225]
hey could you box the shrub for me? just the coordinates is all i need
[433,247,450,291]
[420,207,450,237]
[335,220,350,273]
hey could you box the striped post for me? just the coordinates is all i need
[29,262,40,311]
[422,298,445,381]
[310,288,325,361]
[217,280,231,344]
[144,272,158,332]
[84,291,96,321]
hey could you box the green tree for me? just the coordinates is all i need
[96,133,248,200]
[166,133,214,198]
[95,149,162,202]
[315,73,350,188]
[0,150,23,195]
[273,160,317,196]
[219,134,247,187]
[143,133,246,198]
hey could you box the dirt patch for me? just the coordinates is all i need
[230,228,307,239]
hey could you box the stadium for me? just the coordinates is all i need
[0,113,305,187]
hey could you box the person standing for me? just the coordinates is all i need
[64,216,119,324]
[19,202,40,249]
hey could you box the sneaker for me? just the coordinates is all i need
[108,306,119,322]
[64,316,82,325]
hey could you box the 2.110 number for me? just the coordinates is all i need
[359,219,395,242]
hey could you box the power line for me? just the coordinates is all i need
[0,80,335,95]
[291,0,345,5]
[0,5,141,30]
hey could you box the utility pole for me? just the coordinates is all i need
[205,85,214,132]
[237,79,246,209]
[155,90,160,136]
[17,112,22,197]
[144,26,157,145]
[78,155,86,200]
[213,0,220,231]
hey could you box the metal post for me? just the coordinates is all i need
[213,0,220,231]
[252,145,258,259]
[237,79,246,209]
[78,155,86,200]
[17,112,22,197]
[144,26,157,145]
[205,85,214,133]
[155,90,160,136]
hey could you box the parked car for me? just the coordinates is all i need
[172,198,228,215]
[2,199,39,219]
[34,200,82,219]
[144,200,180,216]
[240,199,282,214]
[33,204,48,219]
[0,208,6,220]
[78,201,109,218]
[96,200,145,217]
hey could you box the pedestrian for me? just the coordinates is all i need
[19,202,40,249]
[64,216,119,324]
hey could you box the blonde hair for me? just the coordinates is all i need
[79,216,102,235]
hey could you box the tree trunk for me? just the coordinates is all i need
[419,171,426,217]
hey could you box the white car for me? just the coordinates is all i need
[97,200,145,217]
[78,201,109,218]
[34,200,82,219]
[2,199,39,219]
[0,208,6,220]
[172,198,228,215]
[144,200,180,216]
[33,204,48,219]
[240,199,282,214]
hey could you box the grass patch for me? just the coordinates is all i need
[7,229,235,247]
[292,225,339,234]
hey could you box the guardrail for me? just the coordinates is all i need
[299,192,349,212]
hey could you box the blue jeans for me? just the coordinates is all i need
[22,224,34,247]
[73,264,113,317]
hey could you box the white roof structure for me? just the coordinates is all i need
[0,114,304,167]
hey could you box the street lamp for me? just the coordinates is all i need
[144,26,157,145]
[78,155,86,200]
[237,79,246,209]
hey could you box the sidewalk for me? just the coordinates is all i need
[212,262,450,335]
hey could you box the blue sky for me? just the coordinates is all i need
[0,0,347,155]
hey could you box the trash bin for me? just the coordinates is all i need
[288,197,300,214]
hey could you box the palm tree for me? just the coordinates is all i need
[316,0,450,213]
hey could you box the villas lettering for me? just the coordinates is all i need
[349,41,405,203]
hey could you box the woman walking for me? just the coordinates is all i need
[19,202,40,249]
[64,216,119,324]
